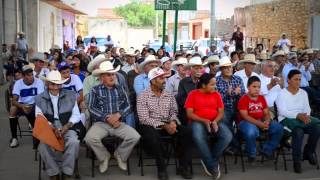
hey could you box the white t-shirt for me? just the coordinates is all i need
[62,74,83,96]
[276,88,311,122]
[33,68,50,79]
[259,74,282,107]
[12,78,44,104]
[234,69,259,92]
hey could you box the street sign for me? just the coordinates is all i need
[155,0,197,10]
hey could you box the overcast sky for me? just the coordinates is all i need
[70,0,251,18]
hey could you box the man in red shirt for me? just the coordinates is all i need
[238,76,283,163]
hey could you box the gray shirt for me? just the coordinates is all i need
[16,38,28,50]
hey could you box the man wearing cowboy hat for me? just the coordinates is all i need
[16,32,28,61]
[85,61,140,174]
[220,44,230,58]
[165,57,188,96]
[277,33,291,50]
[121,48,137,74]
[234,54,260,92]
[177,56,205,125]
[272,50,286,77]
[134,55,160,96]
[207,44,219,56]
[35,70,81,180]
[204,55,220,76]
[9,65,44,148]
[30,52,50,79]
[137,67,193,180]
[161,56,175,78]
[216,57,245,153]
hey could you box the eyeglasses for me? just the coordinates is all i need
[267,65,275,68]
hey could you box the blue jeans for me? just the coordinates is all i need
[191,121,232,171]
[221,108,239,148]
[239,121,283,157]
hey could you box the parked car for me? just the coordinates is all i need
[189,38,223,56]
[176,40,194,51]
[147,40,173,56]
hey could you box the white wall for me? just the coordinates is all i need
[127,28,154,50]
[38,1,63,52]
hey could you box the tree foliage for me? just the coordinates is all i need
[114,1,156,27]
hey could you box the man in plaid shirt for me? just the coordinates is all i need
[137,67,193,180]
[216,57,245,154]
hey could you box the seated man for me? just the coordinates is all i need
[84,61,140,173]
[35,70,81,180]
[137,67,193,180]
[276,69,320,173]
[9,65,44,148]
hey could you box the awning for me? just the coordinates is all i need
[42,0,87,15]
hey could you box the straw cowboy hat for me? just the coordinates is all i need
[218,56,233,67]
[87,54,109,73]
[42,70,69,85]
[239,54,258,64]
[272,50,285,58]
[92,61,120,76]
[259,51,269,60]
[305,49,314,54]
[148,67,167,81]
[139,55,160,71]
[50,44,62,50]
[204,55,220,65]
[30,52,48,63]
[17,32,25,35]
[172,58,188,67]
[185,56,205,67]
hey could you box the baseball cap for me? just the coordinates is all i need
[57,61,70,71]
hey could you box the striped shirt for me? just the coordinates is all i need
[88,84,131,122]
[216,75,245,110]
[137,88,180,128]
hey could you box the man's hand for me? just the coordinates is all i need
[227,85,233,96]
[61,122,73,136]
[106,113,121,128]
[257,121,269,130]
[211,121,219,133]
[297,113,310,124]
[234,86,241,95]
[21,104,32,114]
[53,128,62,139]
[163,121,177,135]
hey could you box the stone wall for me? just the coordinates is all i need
[235,0,320,49]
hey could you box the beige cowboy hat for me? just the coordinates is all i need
[50,44,62,50]
[259,51,269,60]
[92,61,120,76]
[87,54,109,73]
[272,50,285,58]
[239,54,258,64]
[30,52,49,63]
[17,32,25,35]
[305,49,314,54]
[204,55,220,66]
[218,56,233,67]
[41,70,69,84]
[185,56,205,67]
[172,58,188,67]
[138,55,160,71]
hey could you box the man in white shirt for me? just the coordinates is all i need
[277,33,291,53]
[35,70,81,180]
[165,58,187,97]
[234,54,259,92]
[9,65,44,148]
[276,69,320,174]
[259,59,284,119]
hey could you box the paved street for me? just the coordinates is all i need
[0,84,319,180]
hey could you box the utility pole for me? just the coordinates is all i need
[210,0,216,44]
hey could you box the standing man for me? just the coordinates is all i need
[9,65,44,148]
[277,33,291,52]
[85,61,140,174]
[231,27,244,51]
[35,70,81,180]
[16,32,28,60]
[137,67,193,180]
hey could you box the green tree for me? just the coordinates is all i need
[114,1,156,27]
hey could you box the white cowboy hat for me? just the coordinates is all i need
[305,49,314,54]
[160,56,171,64]
[185,56,205,67]
[125,48,137,56]
[87,54,109,73]
[30,52,48,63]
[204,55,220,65]
[218,56,233,67]
[239,54,258,64]
[22,64,34,73]
[272,50,285,58]
[138,55,160,71]
[92,61,120,76]
[148,67,166,81]
[259,51,269,60]
[172,58,188,67]
[41,70,68,85]
[50,44,61,50]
